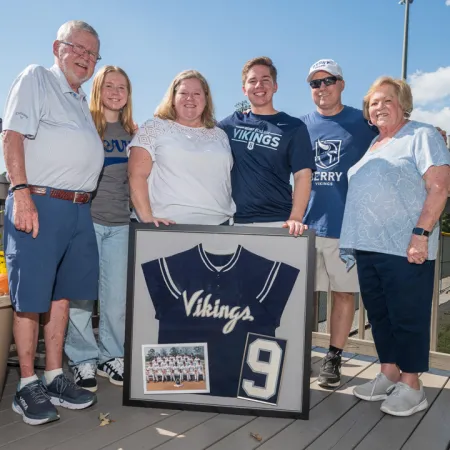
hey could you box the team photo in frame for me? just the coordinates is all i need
[142,343,210,395]
[124,224,315,420]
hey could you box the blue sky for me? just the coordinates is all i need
[1,0,450,173]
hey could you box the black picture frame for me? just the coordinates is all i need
[123,223,315,420]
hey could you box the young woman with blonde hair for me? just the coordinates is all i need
[65,65,135,391]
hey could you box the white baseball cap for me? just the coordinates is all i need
[306,59,344,82]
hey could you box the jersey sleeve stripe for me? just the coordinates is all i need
[159,258,181,299]
[257,262,281,303]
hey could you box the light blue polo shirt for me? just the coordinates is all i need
[340,121,450,260]
[2,64,104,192]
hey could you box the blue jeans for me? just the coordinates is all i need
[65,223,129,366]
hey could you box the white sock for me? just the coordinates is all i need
[44,368,63,385]
[20,374,38,389]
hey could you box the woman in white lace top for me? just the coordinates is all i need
[127,70,235,225]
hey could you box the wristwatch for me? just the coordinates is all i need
[412,227,430,237]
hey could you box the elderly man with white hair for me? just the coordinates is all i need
[2,20,103,425]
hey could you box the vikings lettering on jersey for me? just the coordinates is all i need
[141,244,299,397]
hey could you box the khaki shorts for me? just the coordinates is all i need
[315,236,360,293]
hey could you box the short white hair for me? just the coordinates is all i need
[56,20,100,49]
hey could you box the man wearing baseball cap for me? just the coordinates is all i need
[301,59,378,388]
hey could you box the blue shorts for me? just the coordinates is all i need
[4,189,99,313]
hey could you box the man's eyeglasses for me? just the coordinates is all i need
[309,76,341,89]
[59,41,101,63]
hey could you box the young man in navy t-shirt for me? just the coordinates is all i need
[219,57,315,236]
[301,59,377,388]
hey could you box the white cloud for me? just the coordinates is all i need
[408,66,450,133]
[446,0,450,6]
[409,66,450,105]
[411,107,450,131]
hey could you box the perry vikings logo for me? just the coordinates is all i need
[315,139,342,170]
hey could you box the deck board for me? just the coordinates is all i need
[151,414,255,450]
[47,406,176,450]
[305,363,384,450]
[305,399,384,450]
[206,417,294,450]
[0,349,448,450]
[309,355,376,409]
[354,372,448,450]
[0,379,125,449]
[402,377,450,450]
[309,350,326,381]
[100,411,218,450]
[254,356,378,449]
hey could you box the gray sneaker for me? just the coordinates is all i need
[353,373,396,401]
[380,381,428,417]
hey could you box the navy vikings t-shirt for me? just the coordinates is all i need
[301,106,378,238]
[218,112,315,223]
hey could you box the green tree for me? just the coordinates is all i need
[146,348,155,361]
[235,100,251,113]
[442,213,450,233]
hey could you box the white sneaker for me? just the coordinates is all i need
[353,373,396,401]
[72,363,98,392]
[97,358,124,386]
[380,381,428,417]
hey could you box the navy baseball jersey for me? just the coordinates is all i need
[141,244,299,397]
[218,112,315,223]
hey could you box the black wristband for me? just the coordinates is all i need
[11,184,29,192]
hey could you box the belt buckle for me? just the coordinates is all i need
[73,192,84,204]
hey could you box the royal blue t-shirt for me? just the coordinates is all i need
[301,106,378,238]
[219,112,315,223]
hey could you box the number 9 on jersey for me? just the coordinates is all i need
[237,333,287,405]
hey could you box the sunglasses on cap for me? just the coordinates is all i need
[309,76,341,89]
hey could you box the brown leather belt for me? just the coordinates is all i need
[29,185,91,204]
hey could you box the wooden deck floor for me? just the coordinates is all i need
[1,348,449,450]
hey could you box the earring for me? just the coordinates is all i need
[368,120,374,127]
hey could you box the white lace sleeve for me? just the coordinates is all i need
[126,117,166,160]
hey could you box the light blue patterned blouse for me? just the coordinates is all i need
[340,121,450,260]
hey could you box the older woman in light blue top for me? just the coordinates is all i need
[340,76,450,417]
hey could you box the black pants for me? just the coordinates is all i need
[355,250,435,373]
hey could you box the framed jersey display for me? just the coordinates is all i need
[123,224,315,420]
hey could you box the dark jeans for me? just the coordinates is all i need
[355,250,435,373]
